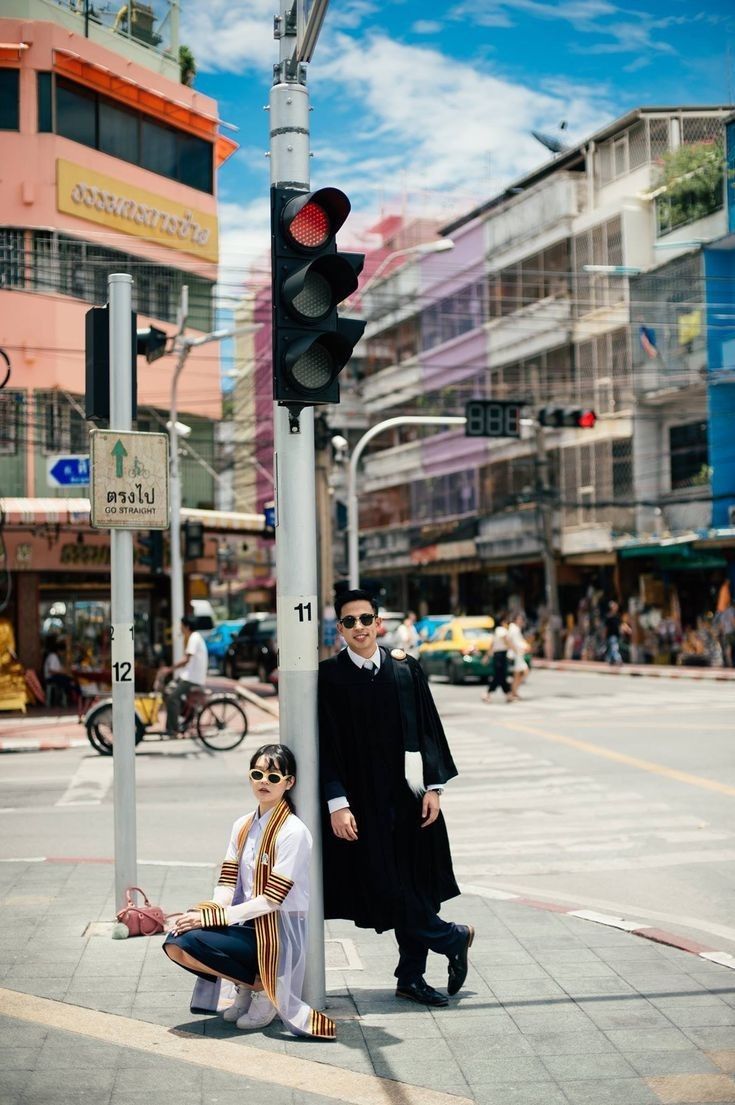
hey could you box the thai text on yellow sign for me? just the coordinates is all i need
[57,159,218,263]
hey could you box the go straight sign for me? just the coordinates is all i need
[90,429,169,530]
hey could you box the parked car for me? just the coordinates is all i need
[224,614,278,684]
[419,616,495,684]
[204,619,246,673]
[415,614,452,642]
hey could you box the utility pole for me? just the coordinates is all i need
[270,0,326,1009]
[108,273,137,909]
[169,285,188,665]
[534,420,562,660]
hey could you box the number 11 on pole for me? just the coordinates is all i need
[277,594,318,672]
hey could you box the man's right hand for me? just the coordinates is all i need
[331,808,358,841]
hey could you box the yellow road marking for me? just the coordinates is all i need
[0,987,472,1105]
[503,722,735,797]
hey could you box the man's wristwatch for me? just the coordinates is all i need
[432,788,444,796]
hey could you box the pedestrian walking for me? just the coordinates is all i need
[482,613,513,703]
[507,612,530,701]
[163,743,335,1039]
[605,601,625,666]
[318,589,473,1009]
[395,611,421,658]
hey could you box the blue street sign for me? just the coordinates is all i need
[47,455,90,487]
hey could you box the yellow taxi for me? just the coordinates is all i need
[418,616,495,684]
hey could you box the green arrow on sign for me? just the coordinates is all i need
[111,439,128,478]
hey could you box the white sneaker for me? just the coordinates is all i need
[222,985,253,1022]
[235,990,277,1030]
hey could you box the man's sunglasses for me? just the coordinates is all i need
[340,613,377,629]
[249,768,290,785]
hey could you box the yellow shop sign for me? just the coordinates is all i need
[56,159,218,263]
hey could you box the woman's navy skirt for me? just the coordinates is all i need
[163,922,258,985]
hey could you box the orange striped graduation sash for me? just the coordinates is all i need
[248,800,336,1040]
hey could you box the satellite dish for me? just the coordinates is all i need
[531,130,572,155]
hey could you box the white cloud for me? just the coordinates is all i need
[314,33,611,200]
[412,20,445,34]
[181,0,275,73]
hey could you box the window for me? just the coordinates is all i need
[0,70,19,130]
[0,391,21,455]
[28,232,215,331]
[37,72,53,133]
[98,99,139,162]
[52,76,214,193]
[41,393,88,455]
[669,422,709,490]
[57,77,97,147]
[0,229,25,289]
[612,439,633,498]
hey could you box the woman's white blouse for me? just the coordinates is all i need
[211,808,312,925]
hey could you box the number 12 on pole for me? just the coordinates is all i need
[277,594,318,672]
[111,623,135,684]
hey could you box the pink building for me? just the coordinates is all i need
[0,2,243,680]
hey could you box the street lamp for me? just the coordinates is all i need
[347,415,467,589]
[168,297,261,663]
[359,238,455,296]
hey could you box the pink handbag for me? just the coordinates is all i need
[116,886,169,937]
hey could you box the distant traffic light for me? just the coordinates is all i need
[136,326,168,363]
[85,305,137,422]
[139,530,164,573]
[538,407,597,429]
[271,185,365,407]
[184,521,204,560]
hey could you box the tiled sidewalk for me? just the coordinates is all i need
[1,860,734,1105]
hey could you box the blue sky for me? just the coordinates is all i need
[181,0,735,289]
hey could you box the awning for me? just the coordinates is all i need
[181,507,264,535]
[53,48,239,163]
[0,498,92,526]
[620,540,726,570]
[0,499,264,535]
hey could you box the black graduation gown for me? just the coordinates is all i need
[318,647,460,932]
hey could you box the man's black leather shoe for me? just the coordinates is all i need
[447,924,475,996]
[395,979,448,1007]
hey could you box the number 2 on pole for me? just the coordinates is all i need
[294,601,312,623]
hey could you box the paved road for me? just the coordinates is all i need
[1,670,733,954]
[432,670,735,955]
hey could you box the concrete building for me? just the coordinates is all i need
[354,106,733,636]
[0,0,255,678]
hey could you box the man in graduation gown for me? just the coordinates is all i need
[318,589,474,1007]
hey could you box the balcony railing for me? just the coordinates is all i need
[45,0,178,60]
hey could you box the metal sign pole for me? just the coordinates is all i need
[270,0,324,1009]
[108,273,138,911]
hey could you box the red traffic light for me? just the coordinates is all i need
[538,406,597,428]
[289,202,331,248]
[282,188,351,252]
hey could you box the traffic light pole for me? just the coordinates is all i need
[270,0,325,1009]
[534,420,562,661]
[108,273,138,910]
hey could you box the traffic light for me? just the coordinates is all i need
[139,530,164,573]
[538,407,597,429]
[85,305,137,422]
[184,521,204,560]
[136,326,168,363]
[271,185,365,407]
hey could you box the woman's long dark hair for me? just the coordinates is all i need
[250,743,297,811]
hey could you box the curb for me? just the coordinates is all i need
[462,883,735,972]
[0,720,278,754]
[533,659,735,681]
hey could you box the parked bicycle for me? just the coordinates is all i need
[83,677,248,755]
